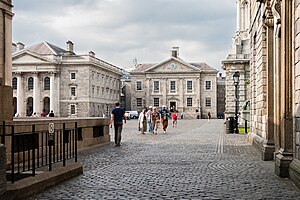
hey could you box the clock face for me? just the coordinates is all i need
[170,63,177,69]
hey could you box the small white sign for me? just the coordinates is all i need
[48,123,54,134]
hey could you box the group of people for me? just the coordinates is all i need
[109,101,178,147]
[138,105,178,135]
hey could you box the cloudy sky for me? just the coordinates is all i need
[12,0,236,72]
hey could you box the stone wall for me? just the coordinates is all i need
[0,144,6,196]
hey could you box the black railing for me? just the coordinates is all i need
[0,121,78,183]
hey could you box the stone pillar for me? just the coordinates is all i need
[275,0,293,178]
[0,0,13,122]
[146,78,150,106]
[261,8,275,161]
[33,72,40,115]
[16,72,24,116]
[236,0,241,31]
[0,144,6,196]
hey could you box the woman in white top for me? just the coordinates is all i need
[138,109,147,134]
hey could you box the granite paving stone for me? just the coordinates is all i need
[29,119,300,199]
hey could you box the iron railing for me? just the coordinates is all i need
[0,121,78,183]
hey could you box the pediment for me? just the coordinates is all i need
[145,58,200,73]
[13,52,53,64]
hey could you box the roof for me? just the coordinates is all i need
[20,41,67,55]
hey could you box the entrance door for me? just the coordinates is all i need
[26,97,33,116]
[170,102,176,112]
[43,97,50,114]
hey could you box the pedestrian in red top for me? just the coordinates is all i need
[172,112,178,127]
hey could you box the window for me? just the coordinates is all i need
[154,98,160,107]
[186,80,193,93]
[12,77,17,90]
[44,77,50,90]
[153,81,160,93]
[205,81,212,90]
[170,81,176,93]
[71,87,76,96]
[136,81,142,91]
[70,72,76,80]
[205,97,212,107]
[136,98,142,107]
[97,86,100,96]
[70,105,76,114]
[92,86,95,97]
[28,77,33,90]
[187,98,193,107]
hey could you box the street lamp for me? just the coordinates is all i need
[233,71,240,134]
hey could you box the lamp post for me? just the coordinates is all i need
[233,71,240,134]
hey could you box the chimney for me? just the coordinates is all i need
[171,47,179,58]
[66,40,74,54]
[16,42,25,51]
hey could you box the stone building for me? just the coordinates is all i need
[129,47,218,119]
[0,0,13,196]
[222,0,250,120]
[12,41,123,117]
[245,0,300,188]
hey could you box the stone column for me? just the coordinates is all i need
[262,9,275,161]
[197,77,201,116]
[236,0,241,31]
[275,0,293,177]
[146,78,150,106]
[33,72,40,115]
[49,72,56,116]
[16,72,25,116]
[0,1,13,122]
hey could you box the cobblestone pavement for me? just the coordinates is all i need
[30,119,300,199]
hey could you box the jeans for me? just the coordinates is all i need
[114,123,123,145]
[148,121,153,133]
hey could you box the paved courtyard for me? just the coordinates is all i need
[30,119,300,199]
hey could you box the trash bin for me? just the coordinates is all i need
[226,117,235,134]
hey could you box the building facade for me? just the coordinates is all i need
[222,0,250,121]
[12,41,123,117]
[130,47,218,119]
[246,0,300,188]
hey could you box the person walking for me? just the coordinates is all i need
[160,105,170,134]
[172,111,178,127]
[138,109,147,134]
[146,106,153,133]
[151,107,160,134]
[109,101,126,146]
[208,112,211,122]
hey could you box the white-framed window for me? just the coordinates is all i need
[28,77,34,90]
[92,71,95,80]
[97,86,100,97]
[71,86,76,96]
[170,80,176,93]
[136,98,142,107]
[12,77,17,90]
[136,81,142,91]
[187,98,193,107]
[70,104,76,115]
[70,72,76,80]
[205,81,212,90]
[153,81,160,93]
[154,98,160,107]
[44,77,50,90]
[186,80,193,93]
[205,97,212,107]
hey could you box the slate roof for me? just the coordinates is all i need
[23,41,67,55]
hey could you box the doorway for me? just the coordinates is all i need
[26,97,33,116]
[170,102,176,112]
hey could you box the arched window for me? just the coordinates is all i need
[44,77,50,90]
[28,77,33,90]
[12,77,17,90]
